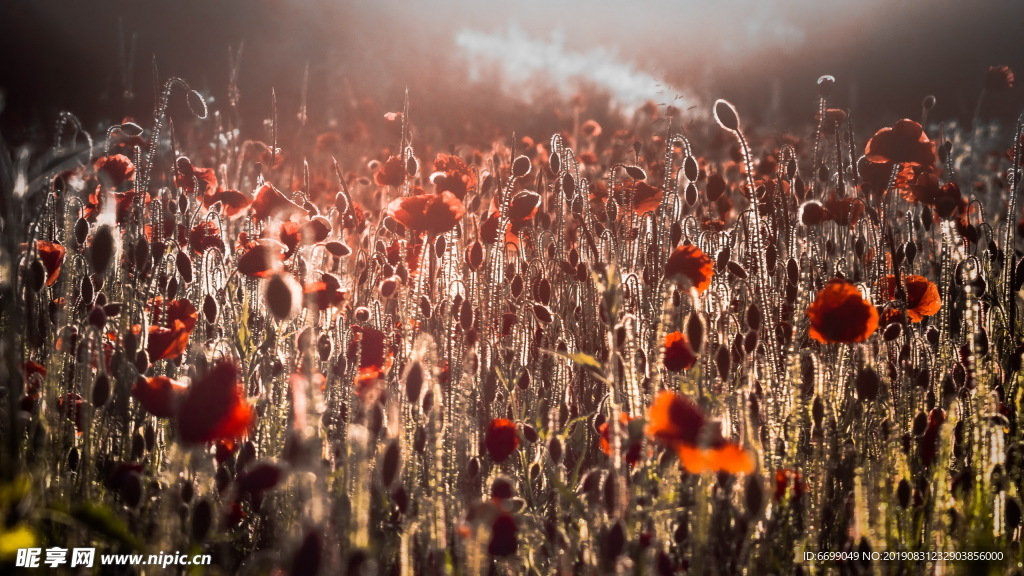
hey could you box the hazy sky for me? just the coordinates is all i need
[1,0,1021,140]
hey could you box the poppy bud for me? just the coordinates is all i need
[713,99,741,132]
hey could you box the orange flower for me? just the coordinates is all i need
[880,275,940,322]
[859,119,936,191]
[176,360,253,445]
[485,418,520,463]
[646,391,754,474]
[188,221,225,254]
[175,165,218,197]
[774,469,807,501]
[250,183,305,221]
[34,240,66,286]
[374,155,405,187]
[140,298,199,361]
[237,239,288,278]
[93,154,136,190]
[664,244,714,293]
[806,279,878,343]
[599,413,643,466]
[386,191,465,236]
[203,188,252,218]
[432,153,477,199]
[131,375,187,417]
[662,331,697,372]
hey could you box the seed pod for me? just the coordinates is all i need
[533,304,553,324]
[27,260,45,291]
[466,241,484,271]
[684,182,698,206]
[548,436,563,463]
[549,152,561,174]
[405,362,424,404]
[380,439,401,488]
[74,217,89,247]
[325,241,351,257]
[686,313,705,354]
[727,261,748,279]
[203,294,218,323]
[716,344,731,380]
[90,225,115,274]
[744,474,764,515]
[176,251,193,283]
[92,373,111,407]
[414,425,427,453]
[856,367,880,401]
[897,478,912,509]
[683,156,699,182]
[511,275,524,298]
[746,304,762,332]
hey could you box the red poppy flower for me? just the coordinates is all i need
[203,188,252,218]
[237,239,288,278]
[23,361,46,388]
[34,240,66,286]
[880,275,940,322]
[859,119,936,190]
[806,279,878,343]
[175,166,218,197]
[664,244,714,293]
[817,108,847,133]
[599,413,643,466]
[662,331,697,372]
[374,155,405,187]
[646,391,755,474]
[131,375,187,417]
[823,196,864,226]
[146,322,192,360]
[176,360,253,445]
[385,240,425,273]
[140,298,198,361]
[774,469,807,501]
[625,181,663,215]
[251,183,305,221]
[386,191,465,236]
[432,153,477,199]
[93,154,136,190]
[303,279,348,311]
[485,418,520,463]
[189,221,225,254]
[272,221,303,258]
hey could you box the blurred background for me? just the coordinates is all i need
[1,0,1022,145]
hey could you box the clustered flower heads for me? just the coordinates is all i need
[4,65,1023,574]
